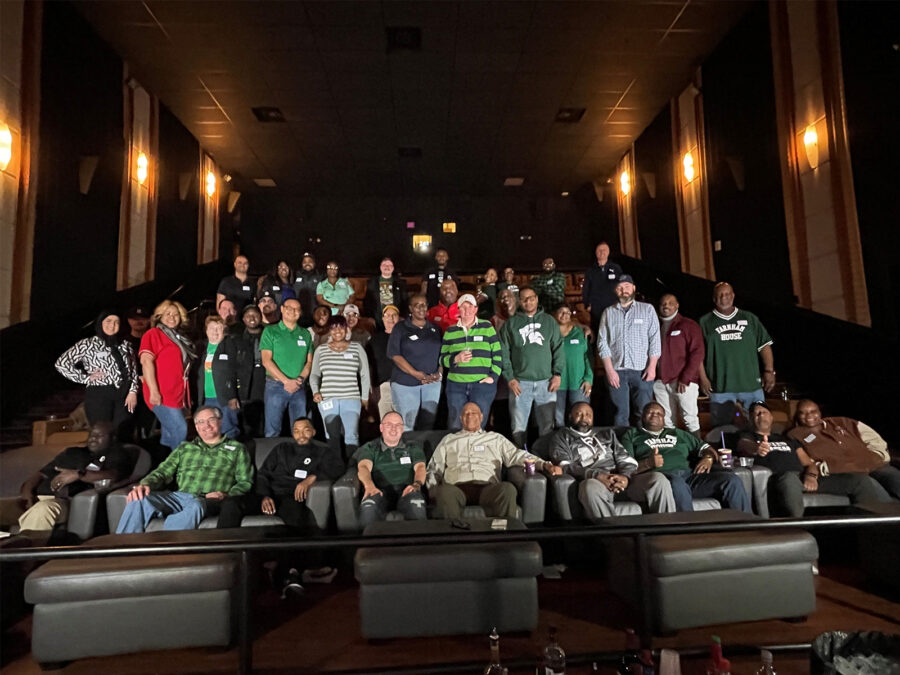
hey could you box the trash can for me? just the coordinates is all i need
[811,631,900,674]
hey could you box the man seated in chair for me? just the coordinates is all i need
[426,402,563,519]
[550,403,675,521]
[620,402,751,513]
[357,411,428,528]
[116,406,253,533]
[12,422,132,532]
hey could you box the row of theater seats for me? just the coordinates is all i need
[67,426,896,541]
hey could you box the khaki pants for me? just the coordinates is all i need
[431,481,518,519]
[18,495,69,531]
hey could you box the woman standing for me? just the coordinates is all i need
[258,260,297,306]
[309,315,370,458]
[55,309,139,435]
[195,316,240,438]
[310,306,332,349]
[553,305,593,427]
[368,304,400,420]
[140,300,196,452]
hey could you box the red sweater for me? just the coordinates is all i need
[427,302,460,333]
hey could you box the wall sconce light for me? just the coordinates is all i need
[0,123,12,171]
[683,152,695,183]
[136,152,148,185]
[803,126,819,170]
[619,170,631,196]
[206,170,216,197]
[412,234,432,252]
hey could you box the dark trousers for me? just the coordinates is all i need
[359,486,427,529]
[431,481,518,519]
[665,468,752,513]
[769,471,883,518]
[84,385,133,441]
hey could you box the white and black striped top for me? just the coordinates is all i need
[309,342,371,400]
[55,336,140,393]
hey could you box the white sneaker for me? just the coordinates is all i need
[302,567,338,584]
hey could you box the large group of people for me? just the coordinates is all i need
[15,242,893,586]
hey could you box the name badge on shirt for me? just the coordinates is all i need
[242,285,251,291]
[570,339,580,344]
[399,456,411,465]
[272,285,280,291]
[737,320,748,326]
[429,274,436,279]
[320,400,334,411]
[474,445,485,452]
[295,277,303,283]
[634,319,644,324]
[297,339,307,347]
[670,330,681,336]
[86,462,101,471]
[473,335,483,342]
[218,354,229,360]
[408,334,419,341]
[294,469,308,479]
[343,352,355,360]
[804,434,816,443]
[608,273,616,279]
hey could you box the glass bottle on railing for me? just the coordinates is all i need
[484,627,508,675]
[542,625,566,674]
[618,628,643,674]
[755,649,776,675]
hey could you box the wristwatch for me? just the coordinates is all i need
[411,480,423,490]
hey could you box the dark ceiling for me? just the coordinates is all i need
[75,0,751,198]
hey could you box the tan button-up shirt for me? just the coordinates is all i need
[426,430,545,489]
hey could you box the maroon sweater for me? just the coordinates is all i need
[657,313,704,385]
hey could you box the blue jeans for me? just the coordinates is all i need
[509,378,557,448]
[708,389,765,426]
[152,404,187,451]
[555,388,590,427]
[203,398,239,438]
[608,369,654,427]
[445,379,498,431]
[664,468,752,513]
[116,490,207,533]
[264,379,308,438]
[390,381,441,431]
[318,398,362,447]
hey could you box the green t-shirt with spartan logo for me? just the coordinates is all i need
[620,427,710,474]
[699,308,773,394]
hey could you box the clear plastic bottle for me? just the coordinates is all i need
[484,627,507,675]
[542,625,566,674]
[755,649,777,675]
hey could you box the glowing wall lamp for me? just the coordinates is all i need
[412,234,432,252]
[442,222,456,233]
[619,170,631,196]
[206,170,217,196]
[136,152,148,185]
[0,123,12,171]
[683,151,696,183]
[803,125,819,170]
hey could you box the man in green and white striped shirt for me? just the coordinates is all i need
[440,294,502,430]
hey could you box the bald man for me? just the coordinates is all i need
[654,294,704,435]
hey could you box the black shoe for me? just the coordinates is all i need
[280,568,304,599]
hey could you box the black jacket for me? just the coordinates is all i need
[256,439,345,497]
[365,275,406,318]
[195,337,239,404]
[234,329,266,402]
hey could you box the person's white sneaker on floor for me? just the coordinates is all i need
[302,566,338,584]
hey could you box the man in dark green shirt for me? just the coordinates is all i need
[116,406,254,532]
[357,411,427,527]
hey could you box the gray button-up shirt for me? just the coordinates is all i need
[597,300,661,370]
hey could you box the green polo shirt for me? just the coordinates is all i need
[357,439,426,491]
[260,321,313,379]
[316,277,354,315]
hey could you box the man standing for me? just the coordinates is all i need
[426,403,562,519]
[365,257,405,323]
[426,279,461,331]
[654,294,704,435]
[357,411,427,527]
[550,403,675,520]
[597,275,661,427]
[499,286,565,448]
[531,257,567,313]
[420,248,458,308]
[235,305,266,437]
[257,291,281,326]
[216,298,241,335]
[14,422,132,532]
[116,406,254,532]
[216,255,255,311]
[698,282,775,426]
[582,242,623,336]
[260,298,314,437]
[620,402,751,513]
[440,294,502,429]
[293,253,323,327]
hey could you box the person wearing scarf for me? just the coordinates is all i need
[140,300,197,453]
[55,309,139,438]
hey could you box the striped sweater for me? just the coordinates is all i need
[440,319,502,383]
[309,342,371,400]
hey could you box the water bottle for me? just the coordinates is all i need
[755,650,777,675]
[542,625,566,674]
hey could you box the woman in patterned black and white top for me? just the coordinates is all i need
[55,309,139,434]
[309,314,371,459]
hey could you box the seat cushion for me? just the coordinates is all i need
[649,529,818,577]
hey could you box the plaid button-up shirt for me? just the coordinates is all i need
[597,300,661,370]
[140,436,254,496]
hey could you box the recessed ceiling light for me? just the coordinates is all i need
[253,178,277,187]
[503,177,525,186]
[561,191,569,197]
[251,107,286,123]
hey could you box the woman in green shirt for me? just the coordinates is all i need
[553,305,593,427]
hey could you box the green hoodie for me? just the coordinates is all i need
[499,310,565,382]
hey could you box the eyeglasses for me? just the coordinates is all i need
[327,265,339,270]
[195,417,219,426]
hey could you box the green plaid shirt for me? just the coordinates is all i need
[140,436,254,496]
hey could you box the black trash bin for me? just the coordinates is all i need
[811,631,900,674]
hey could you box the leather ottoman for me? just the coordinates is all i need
[354,519,542,638]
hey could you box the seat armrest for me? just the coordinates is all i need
[105,486,134,533]
[519,472,547,525]
[749,465,773,518]
[548,474,578,521]
[306,480,332,531]
[733,466,753,511]
[67,489,101,541]
[332,468,362,533]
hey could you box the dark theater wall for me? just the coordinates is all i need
[31,1,124,320]
[701,3,794,306]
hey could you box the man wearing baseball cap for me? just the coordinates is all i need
[440,294,502,430]
[597,274,661,427]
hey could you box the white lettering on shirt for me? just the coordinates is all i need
[518,323,545,346]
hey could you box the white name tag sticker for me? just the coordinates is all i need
[474,445,485,452]
[242,285,251,291]
[272,285,280,291]
[634,319,644,324]
[399,456,411,465]
[296,277,303,283]
[409,334,419,341]
[670,330,681,336]
[570,339,580,344]
[608,273,616,279]
[218,354,228,360]
[429,274,436,279]
[297,340,306,347]
[737,320,748,326]
[343,352,355,360]
[320,400,334,411]
[86,462,101,471]
[804,434,816,443]
[294,469,308,479]
[473,335,483,342]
